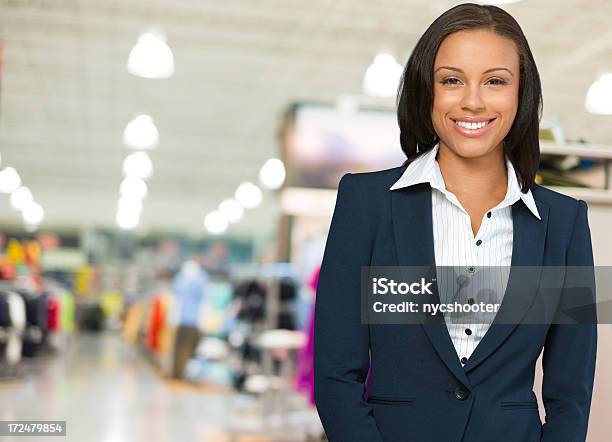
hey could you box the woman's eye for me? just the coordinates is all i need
[488,78,507,86]
[441,78,460,85]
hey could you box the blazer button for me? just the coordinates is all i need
[454,386,470,401]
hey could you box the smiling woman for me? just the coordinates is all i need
[397,6,542,195]
[314,3,596,442]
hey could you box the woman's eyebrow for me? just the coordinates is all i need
[434,66,514,76]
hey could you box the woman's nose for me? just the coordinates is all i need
[460,84,486,111]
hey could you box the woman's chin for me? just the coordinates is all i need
[444,138,501,160]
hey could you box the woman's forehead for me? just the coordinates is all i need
[435,30,520,72]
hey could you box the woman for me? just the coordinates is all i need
[313,3,596,442]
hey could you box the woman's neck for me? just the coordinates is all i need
[436,142,508,200]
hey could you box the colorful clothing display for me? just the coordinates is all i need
[294,265,320,405]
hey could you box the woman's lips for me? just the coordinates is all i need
[451,118,496,138]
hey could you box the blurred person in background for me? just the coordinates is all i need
[171,259,208,379]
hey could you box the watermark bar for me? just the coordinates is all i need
[0,421,66,436]
[361,266,608,325]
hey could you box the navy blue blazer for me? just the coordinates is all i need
[313,165,597,442]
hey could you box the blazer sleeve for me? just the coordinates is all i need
[314,173,384,442]
[541,199,597,442]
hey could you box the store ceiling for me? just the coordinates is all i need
[0,0,611,236]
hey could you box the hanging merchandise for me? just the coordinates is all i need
[0,289,26,369]
[6,239,25,265]
[17,288,48,357]
[60,290,75,334]
[122,302,146,345]
[74,265,95,297]
[147,293,170,352]
[45,283,75,351]
[293,265,320,406]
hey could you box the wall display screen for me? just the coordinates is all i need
[282,102,407,189]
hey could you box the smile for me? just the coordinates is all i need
[450,118,496,138]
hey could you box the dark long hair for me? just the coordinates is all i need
[396,2,542,192]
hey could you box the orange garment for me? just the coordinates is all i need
[147,294,167,352]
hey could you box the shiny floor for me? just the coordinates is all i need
[0,333,320,442]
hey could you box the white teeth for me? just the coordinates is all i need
[454,119,490,130]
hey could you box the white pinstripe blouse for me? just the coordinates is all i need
[390,142,541,365]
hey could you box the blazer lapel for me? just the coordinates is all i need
[463,197,550,372]
[391,182,471,388]
[391,182,550,383]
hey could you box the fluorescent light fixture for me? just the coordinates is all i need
[259,158,286,190]
[363,52,403,98]
[585,73,612,115]
[116,210,140,230]
[123,115,159,150]
[118,196,143,214]
[119,177,148,200]
[218,198,244,223]
[204,210,228,234]
[235,181,262,209]
[0,167,21,194]
[22,201,44,225]
[127,32,175,79]
[10,186,33,211]
[123,151,153,180]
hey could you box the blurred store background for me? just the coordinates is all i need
[0,0,611,441]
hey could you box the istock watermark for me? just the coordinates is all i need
[361,266,607,326]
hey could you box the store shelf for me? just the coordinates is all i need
[544,186,612,204]
[540,140,612,159]
[539,140,612,204]
[280,141,612,213]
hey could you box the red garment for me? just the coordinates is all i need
[47,297,60,331]
[147,295,166,352]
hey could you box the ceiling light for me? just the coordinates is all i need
[123,151,153,180]
[118,196,143,214]
[0,167,21,194]
[116,210,140,230]
[10,186,33,211]
[363,52,403,98]
[204,211,228,234]
[585,73,612,115]
[259,158,286,190]
[235,182,262,209]
[127,32,175,79]
[123,115,159,150]
[119,177,148,200]
[22,201,44,225]
[218,198,244,223]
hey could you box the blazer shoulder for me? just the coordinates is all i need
[531,184,587,212]
[531,185,589,239]
[343,164,407,194]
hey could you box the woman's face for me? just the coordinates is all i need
[431,29,520,159]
